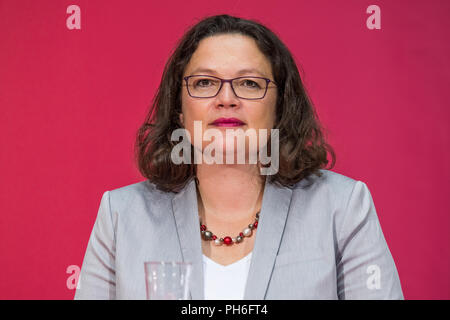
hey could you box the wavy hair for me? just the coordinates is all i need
[135,14,336,192]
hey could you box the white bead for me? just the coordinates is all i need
[243,228,252,237]
[232,237,237,243]
[214,239,222,246]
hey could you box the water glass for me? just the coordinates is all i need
[144,261,192,300]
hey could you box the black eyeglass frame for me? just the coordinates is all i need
[183,74,277,100]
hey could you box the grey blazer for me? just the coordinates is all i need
[74,169,403,300]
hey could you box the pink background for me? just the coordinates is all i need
[0,0,449,299]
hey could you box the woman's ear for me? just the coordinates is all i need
[179,113,184,126]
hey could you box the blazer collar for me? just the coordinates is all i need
[171,176,293,300]
[171,177,203,300]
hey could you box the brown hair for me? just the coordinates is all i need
[135,14,336,192]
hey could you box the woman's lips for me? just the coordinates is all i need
[210,118,245,127]
[212,122,245,127]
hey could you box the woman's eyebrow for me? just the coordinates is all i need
[189,67,268,77]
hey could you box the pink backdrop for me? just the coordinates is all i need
[0,0,449,299]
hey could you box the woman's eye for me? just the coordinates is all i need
[196,79,212,87]
[242,80,260,88]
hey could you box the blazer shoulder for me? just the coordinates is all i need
[106,180,174,214]
[291,169,358,191]
[290,169,362,210]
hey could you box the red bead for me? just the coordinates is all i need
[212,235,217,240]
[254,221,258,228]
[239,232,244,237]
[223,236,232,245]
[200,225,206,231]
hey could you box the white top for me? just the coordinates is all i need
[203,252,253,300]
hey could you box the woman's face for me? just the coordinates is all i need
[180,33,277,162]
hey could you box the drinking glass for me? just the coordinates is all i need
[144,261,192,300]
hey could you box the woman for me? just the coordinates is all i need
[75,14,403,300]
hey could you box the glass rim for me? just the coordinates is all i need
[184,74,277,85]
[183,74,275,100]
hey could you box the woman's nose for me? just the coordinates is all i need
[216,81,239,107]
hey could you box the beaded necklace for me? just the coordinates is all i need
[195,177,260,246]
[199,212,259,246]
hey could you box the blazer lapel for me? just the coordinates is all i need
[172,178,204,300]
[172,176,294,300]
[244,177,293,299]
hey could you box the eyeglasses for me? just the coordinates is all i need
[183,75,277,100]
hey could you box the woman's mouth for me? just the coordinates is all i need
[210,117,246,127]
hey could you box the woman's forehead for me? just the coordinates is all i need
[185,34,273,78]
